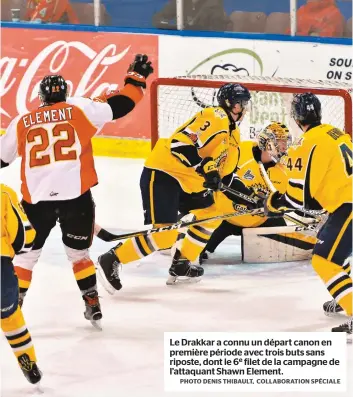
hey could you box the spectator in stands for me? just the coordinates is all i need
[153,0,229,31]
[294,0,345,37]
[25,0,79,24]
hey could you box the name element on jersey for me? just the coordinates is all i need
[22,107,73,128]
[243,169,255,181]
[50,191,59,197]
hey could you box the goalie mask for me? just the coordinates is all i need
[258,122,292,162]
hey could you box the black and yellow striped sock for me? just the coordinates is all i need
[312,254,352,316]
[180,224,216,262]
[1,306,37,365]
[116,229,178,264]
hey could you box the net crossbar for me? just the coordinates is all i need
[151,75,352,147]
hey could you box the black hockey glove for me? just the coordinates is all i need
[125,54,154,89]
[222,177,265,210]
[264,191,291,218]
[197,157,221,191]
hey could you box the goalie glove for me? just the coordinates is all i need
[197,157,221,191]
[222,176,265,209]
[125,54,154,89]
[264,191,291,218]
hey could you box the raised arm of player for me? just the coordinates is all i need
[93,54,153,120]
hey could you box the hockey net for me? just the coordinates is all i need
[150,75,352,147]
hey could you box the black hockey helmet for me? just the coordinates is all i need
[291,93,322,126]
[217,83,251,112]
[38,75,68,105]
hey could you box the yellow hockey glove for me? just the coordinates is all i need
[197,157,221,191]
[264,191,290,218]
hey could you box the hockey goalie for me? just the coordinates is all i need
[179,121,321,265]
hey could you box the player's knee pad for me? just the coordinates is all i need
[13,249,42,271]
[64,246,90,264]
[150,228,179,250]
[191,205,222,230]
[13,250,41,291]
[312,254,352,292]
[312,254,341,279]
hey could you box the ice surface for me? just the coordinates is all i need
[1,157,352,397]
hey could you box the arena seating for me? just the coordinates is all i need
[1,0,352,37]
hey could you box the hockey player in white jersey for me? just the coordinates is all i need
[0,54,154,328]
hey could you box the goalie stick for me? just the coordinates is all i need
[94,207,265,242]
[220,182,320,231]
[256,161,323,228]
[95,180,319,243]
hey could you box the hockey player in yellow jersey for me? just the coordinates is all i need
[1,184,42,384]
[97,83,251,290]
[200,121,292,262]
[264,93,352,335]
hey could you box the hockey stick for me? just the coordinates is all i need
[94,207,264,242]
[257,162,321,229]
[221,183,318,231]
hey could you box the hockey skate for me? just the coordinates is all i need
[18,353,42,385]
[332,317,352,341]
[199,249,215,265]
[96,244,123,295]
[323,299,344,315]
[83,290,102,330]
[167,249,204,285]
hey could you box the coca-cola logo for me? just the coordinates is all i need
[0,40,130,119]
[1,29,157,139]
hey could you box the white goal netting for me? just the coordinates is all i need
[152,75,352,145]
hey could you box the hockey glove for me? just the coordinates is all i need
[125,54,154,89]
[264,191,290,218]
[197,157,221,191]
[223,178,265,210]
[246,187,267,209]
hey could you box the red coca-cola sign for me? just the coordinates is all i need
[0,28,158,138]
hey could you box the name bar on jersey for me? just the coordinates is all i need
[22,107,73,128]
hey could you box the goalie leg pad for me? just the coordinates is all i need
[242,225,317,263]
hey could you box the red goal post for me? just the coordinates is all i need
[150,75,352,148]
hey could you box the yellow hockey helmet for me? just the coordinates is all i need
[258,121,292,162]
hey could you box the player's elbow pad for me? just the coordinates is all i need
[0,159,9,168]
[107,95,135,120]
[106,83,144,120]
